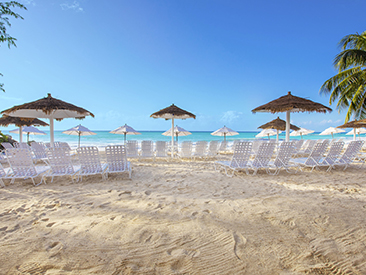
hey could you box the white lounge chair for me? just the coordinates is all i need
[248,142,276,175]
[13,142,30,149]
[105,145,131,179]
[206,140,219,158]
[5,148,50,186]
[214,141,252,177]
[140,140,154,160]
[267,141,297,175]
[30,142,49,164]
[0,163,11,187]
[179,141,193,159]
[295,139,317,157]
[155,141,168,158]
[292,139,304,156]
[317,141,345,172]
[290,140,329,172]
[218,140,227,153]
[193,141,208,159]
[44,147,80,183]
[1,142,13,149]
[126,140,139,158]
[77,146,108,181]
[333,140,364,170]
[252,139,265,155]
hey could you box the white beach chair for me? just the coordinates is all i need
[206,140,219,158]
[193,141,208,159]
[155,141,168,158]
[332,140,364,170]
[140,140,154,160]
[105,145,131,179]
[218,140,227,154]
[295,139,317,157]
[292,139,304,156]
[77,146,108,181]
[1,142,13,149]
[214,141,252,177]
[318,141,345,172]
[5,148,50,186]
[30,142,49,164]
[0,163,12,187]
[13,142,30,149]
[179,141,193,159]
[267,141,297,175]
[290,140,329,172]
[248,142,276,175]
[44,147,81,183]
[252,140,265,155]
[126,140,139,158]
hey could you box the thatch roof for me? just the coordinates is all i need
[337,120,366,129]
[150,104,196,120]
[252,91,332,114]
[0,115,49,127]
[258,117,300,131]
[1,93,94,121]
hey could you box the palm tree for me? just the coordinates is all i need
[320,31,366,122]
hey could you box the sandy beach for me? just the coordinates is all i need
[1,157,366,274]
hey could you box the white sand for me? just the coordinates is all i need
[1,158,366,274]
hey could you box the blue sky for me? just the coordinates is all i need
[0,0,365,132]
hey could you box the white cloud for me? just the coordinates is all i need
[21,0,36,6]
[319,119,342,125]
[60,1,83,12]
[220,111,243,124]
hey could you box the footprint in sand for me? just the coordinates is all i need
[47,241,63,257]
[46,222,56,228]
[233,232,247,260]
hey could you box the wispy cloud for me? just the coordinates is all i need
[60,1,83,12]
[319,119,342,125]
[220,111,243,124]
[21,0,36,6]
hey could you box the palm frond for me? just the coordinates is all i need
[334,50,366,71]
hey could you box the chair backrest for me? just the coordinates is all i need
[304,141,328,166]
[229,141,252,168]
[30,142,47,159]
[59,142,72,150]
[105,145,128,172]
[5,148,37,177]
[180,141,192,158]
[273,141,296,168]
[293,139,304,152]
[0,163,7,178]
[339,140,364,163]
[302,139,317,154]
[140,140,154,157]
[252,142,276,167]
[46,147,75,174]
[77,146,104,173]
[252,140,265,154]
[194,141,208,156]
[155,141,167,157]
[1,142,13,149]
[218,141,227,152]
[126,140,138,157]
[322,141,345,164]
[207,140,219,156]
[13,142,30,149]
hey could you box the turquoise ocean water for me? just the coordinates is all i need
[5,130,361,149]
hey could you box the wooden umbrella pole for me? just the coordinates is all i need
[286,110,290,142]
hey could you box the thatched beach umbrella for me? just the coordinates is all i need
[337,120,366,140]
[211,126,239,141]
[110,124,141,144]
[151,104,196,158]
[252,91,332,142]
[258,116,299,142]
[0,115,48,142]
[1,93,94,146]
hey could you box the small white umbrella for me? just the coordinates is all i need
[63,124,96,147]
[110,124,141,144]
[163,125,191,142]
[211,126,239,141]
[346,128,366,139]
[256,129,278,139]
[319,127,345,139]
[10,126,46,143]
[290,127,315,139]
